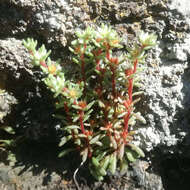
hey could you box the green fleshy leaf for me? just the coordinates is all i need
[59,137,67,147]
[78,134,87,138]
[127,143,145,157]
[72,105,82,110]
[83,109,93,122]
[117,111,127,118]
[90,135,101,144]
[95,141,103,146]
[0,140,16,147]
[126,150,136,162]
[92,157,100,167]
[72,115,80,122]
[133,112,146,124]
[109,153,117,174]
[84,101,95,111]
[98,100,105,108]
[73,57,80,65]
[125,148,140,162]
[132,91,144,96]
[69,47,74,53]
[64,125,80,130]
[96,151,107,161]
[75,138,81,145]
[59,135,72,147]
[90,168,103,181]
[120,158,128,175]
[1,126,15,135]
[58,148,75,158]
[101,156,110,170]
[98,167,107,176]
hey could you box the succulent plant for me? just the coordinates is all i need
[23,24,157,180]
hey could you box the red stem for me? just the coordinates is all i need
[96,59,101,71]
[79,110,86,135]
[123,59,138,140]
[106,50,110,61]
[73,100,92,157]
[64,102,72,122]
[79,109,92,158]
[81,54,85,83]
[128,78,133,102]
[94,49,102,71]
[124,110,131,133]
[110,66,116,98]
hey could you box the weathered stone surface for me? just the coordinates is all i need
[0,0,190,189]
[0,38,59,141]
[132,0,190,153]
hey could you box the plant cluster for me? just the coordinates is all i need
[23,25,157,180]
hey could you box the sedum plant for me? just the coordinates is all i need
[23,25,157,180]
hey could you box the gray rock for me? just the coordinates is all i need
[168,0,190,23]
[132,160,164,190]
[0,92,17,122]
[131,0,190,154]
[1,0,190,189]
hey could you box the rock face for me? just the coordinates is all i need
[0,0,190,190]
